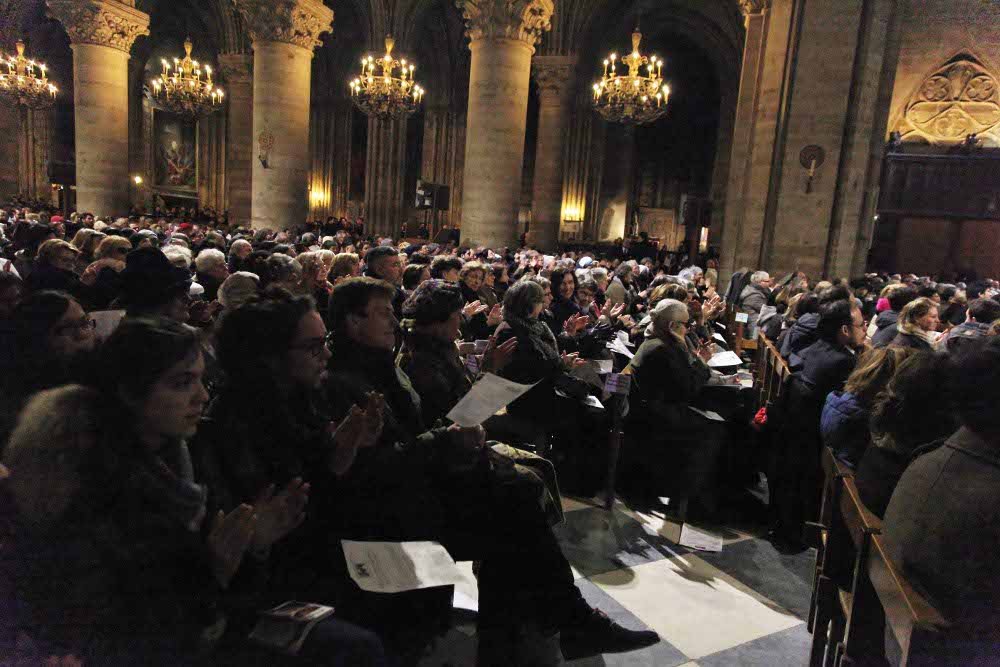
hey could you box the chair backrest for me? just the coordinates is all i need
[868,534,949,664]
[839,476,883,548]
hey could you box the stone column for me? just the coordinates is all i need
[18,107,53,200]
[364,117,407,238]
[218,53,253,227]
[719,0,772,286]
[457,0,553,249]
[233,0,333,230]
[48,0,149,217]
[530,55,575,250]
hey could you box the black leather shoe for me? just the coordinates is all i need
[560,609,660,659]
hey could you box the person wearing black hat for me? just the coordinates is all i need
[117,247,193,322]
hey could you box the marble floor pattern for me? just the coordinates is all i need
[420,495,816,666]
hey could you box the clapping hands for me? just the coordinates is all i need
[251,478,310,552]
[563,314,590,336]
[561,351,588,370]
[482,334,518,372]
[462,300,488,318]
[328,392,384,475]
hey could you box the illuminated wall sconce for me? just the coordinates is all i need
[133,175,143,185]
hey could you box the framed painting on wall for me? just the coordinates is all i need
[153,109,197,196]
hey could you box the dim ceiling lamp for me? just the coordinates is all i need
[0,40,58,109]
[350,36,425,120]
[149,37,224,118]
[592,28,670,126]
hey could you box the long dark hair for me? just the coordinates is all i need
[870,352,955,455]
[550,266,578,303]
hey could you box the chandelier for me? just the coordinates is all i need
[349,36,425,120]
[0,40,58,109]
[150,38,224,118]
[592,29,670,126]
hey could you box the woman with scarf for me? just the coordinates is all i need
[5,316,383,665]
[890,296,940,351]
[325,277,658,665]
[622,299,725,516]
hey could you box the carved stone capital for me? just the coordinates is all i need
[47,0,149,53]
[739,0,770,16]
[532,55,576,100]
[457,0,554,48]
[233,0,333,51]
[218,52,253,85]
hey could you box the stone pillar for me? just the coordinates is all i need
[720,0,772,286]
[457,0,553,249]
[530,55,575,250]
[48,0,149,217]
[233,0,333,230]
[218,53,253,227]
[364,117,407,238]
[18,107,53,200]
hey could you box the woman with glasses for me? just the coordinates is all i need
[0,290,96,450]
[621,299,724,517]
[194,289,387,664]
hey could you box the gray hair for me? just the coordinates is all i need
[195,248,227,273]
[751,271,771,286]
[218,271,261,310]
[266,252,303,284]
[228,238,252,258]
[648,298,691,340]
[504,279,545,320]
[162,244,193,270]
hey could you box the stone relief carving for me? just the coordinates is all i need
[233,0,334,51]
[457,0,554,48]
[738,0,770,16]
[897,52,1000,145]
[532,56,576,97]
[47,0,150,53]
[217,53,253,85]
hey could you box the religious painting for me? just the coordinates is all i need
[153,110,197,192]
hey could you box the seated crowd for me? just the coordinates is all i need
[1,203,999,664]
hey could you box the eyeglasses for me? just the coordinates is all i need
[291,331,333,359]
[54,317,96,337]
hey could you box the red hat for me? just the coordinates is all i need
[178,222,193,232]
[50,215,64,223]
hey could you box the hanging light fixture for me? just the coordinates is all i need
[0,40,58,109]
[149,37,224,118]
[592,28,670,126]
[349,36,425,120]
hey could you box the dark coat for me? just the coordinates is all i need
[882,427,1000,663]
[944,320,992,356]
[397,331,471,426]
[820,391,870,468]
[494,318,592,425]
[12,440,227,665]
[871,310,900,348]
[890,330,934,351]
[628,336,711,434]
[23,263,86,300]
[550,295,582,334]
[780,312,820,359]
[791,338,858,401]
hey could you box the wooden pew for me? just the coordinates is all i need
[868,535,949,665]
[807,448,853,640]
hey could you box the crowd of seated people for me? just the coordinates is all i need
[4,199,1000,664]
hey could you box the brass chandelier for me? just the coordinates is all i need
[0,40,57,109]
[350,36,425,120]
[150,38,224,118]
[592,29,670,126]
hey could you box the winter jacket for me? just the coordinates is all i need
[871,310,900,348]
[780,312,821,359]
[890,330,934,352]
[738,284,770,334]
[820,391,870,467]
[943,320,992,356]
[397,331,472,426]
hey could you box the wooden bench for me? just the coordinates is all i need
[753,333,790,413]
[868,534,949,665]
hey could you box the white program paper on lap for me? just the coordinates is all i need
[341,541,470,593]
[708,350,743,368]
[445,373,537,426]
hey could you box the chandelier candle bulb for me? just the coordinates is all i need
[149,37,223,118]
[0,39,59,108]
[349,35,425,120]
[592,29,671,125]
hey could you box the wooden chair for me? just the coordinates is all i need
[827,477,884,667]
[868,535,949,665]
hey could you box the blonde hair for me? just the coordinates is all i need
[94,235,132,260]
[649,283,688,309]
[898,297,938,335]
[70,228,105,256]
[330,252,360,280]
[844,347,914,404]
[37,238,79,264]
[2,385,105,526]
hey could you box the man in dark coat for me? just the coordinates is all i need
[771,299,865,551]
[882,340,1000,664]
[872,285,917,348]
[941,297,1000,356]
